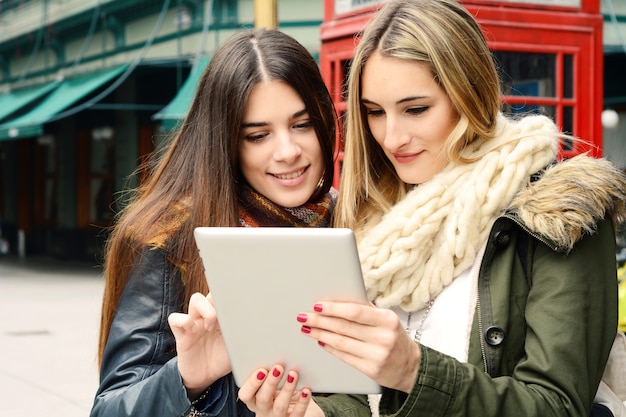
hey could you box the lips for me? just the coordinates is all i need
[273,167,306,180]
[393,153,420,163]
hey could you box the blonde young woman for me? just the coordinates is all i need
[238,1,626,417]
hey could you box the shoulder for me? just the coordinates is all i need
[507,154,626,252]
[123,247,184,303]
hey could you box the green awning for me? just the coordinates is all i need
[0,65,128,141]
[152,56,210,131]
[0,81,60,122]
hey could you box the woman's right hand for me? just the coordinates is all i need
[298,301,420,393]
[238,365,323,417]
[168,292,231,397]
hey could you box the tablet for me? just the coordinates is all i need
[193,227,380,394]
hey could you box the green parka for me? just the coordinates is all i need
[315,155,626,417]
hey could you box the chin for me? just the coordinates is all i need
[271,196,306,208]
[399,174,421,185]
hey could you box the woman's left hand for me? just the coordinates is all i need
[168,292,231,397]
[238,364,320,417]
[297,301,420,393]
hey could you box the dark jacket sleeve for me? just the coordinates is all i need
[90,248,253,417]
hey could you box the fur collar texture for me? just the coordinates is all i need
[358,113,626,311]
[510,153,626,252]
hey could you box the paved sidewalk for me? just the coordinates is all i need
[0,255,104,417]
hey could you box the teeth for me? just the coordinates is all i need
[275,168,305,180]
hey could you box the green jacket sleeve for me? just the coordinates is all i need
[314,394,371,417]
[377,217,618,417]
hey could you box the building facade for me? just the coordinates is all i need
[0,0,323,260]
[1,0,625,261]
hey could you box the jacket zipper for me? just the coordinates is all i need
[503,214,558,251]
[476,291,488,373]
[478,215,556,375]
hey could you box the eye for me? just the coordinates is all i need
[243,132,268,143]
[365,108,384,117]
[407,106,428,115]
[293,120,313,130]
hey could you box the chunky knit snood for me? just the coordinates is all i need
[358,113,559,311]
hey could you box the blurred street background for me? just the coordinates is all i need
[0,255,103,417]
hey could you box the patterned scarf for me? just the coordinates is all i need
[238,184,337,228]
[358,114,559,312]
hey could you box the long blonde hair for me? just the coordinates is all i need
[334,0,501,233]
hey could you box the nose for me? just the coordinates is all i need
[382,116,411,151]
[273,130,302,162]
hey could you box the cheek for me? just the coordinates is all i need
[310,141,326,177]
[425,114,455,151]
[305,131,324,156]
[367,118,386,144]
[238,147,257,178]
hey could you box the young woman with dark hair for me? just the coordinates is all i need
[90,28,337,417]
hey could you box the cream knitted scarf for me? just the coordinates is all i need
[358,114,559,312]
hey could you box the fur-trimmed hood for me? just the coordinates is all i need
[509,154,626,253]
[359,114,626,311]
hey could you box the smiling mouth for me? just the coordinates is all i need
[393,151,422,162]
[273,167,306,180]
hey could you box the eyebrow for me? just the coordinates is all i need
[241,108,309,129]
[361,96,428,106]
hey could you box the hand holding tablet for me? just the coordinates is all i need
[193,227,380,394]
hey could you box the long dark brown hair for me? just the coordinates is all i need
[97,28,337,363]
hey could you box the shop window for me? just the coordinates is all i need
[77,127,115,228]
[89,127,115,225]
[34,134,57,225]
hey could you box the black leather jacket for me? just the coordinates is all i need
[90,248,254,417]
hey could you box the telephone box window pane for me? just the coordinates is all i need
[503,104,555,118]
[562,106,574,151]
[564,54,574,99]
[494,51,556,98]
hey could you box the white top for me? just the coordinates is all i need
[391,242,486,362]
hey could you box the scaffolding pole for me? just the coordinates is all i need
[254,0,278,29]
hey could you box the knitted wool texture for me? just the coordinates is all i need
[238,183,337,228]
[146,185,337,249]
[358,113,559,311]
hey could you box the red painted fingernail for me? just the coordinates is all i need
[302,391,309,398]
[318,340,325,347]
[287,374,294,383]
[301,325,311,334]
[256,371,266,380]
[314,304,323,312]
[297,313,308,323]
[272,368,281,377]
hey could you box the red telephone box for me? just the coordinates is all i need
[320,0,604,188]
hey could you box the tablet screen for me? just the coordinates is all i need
[194,227,380,394]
